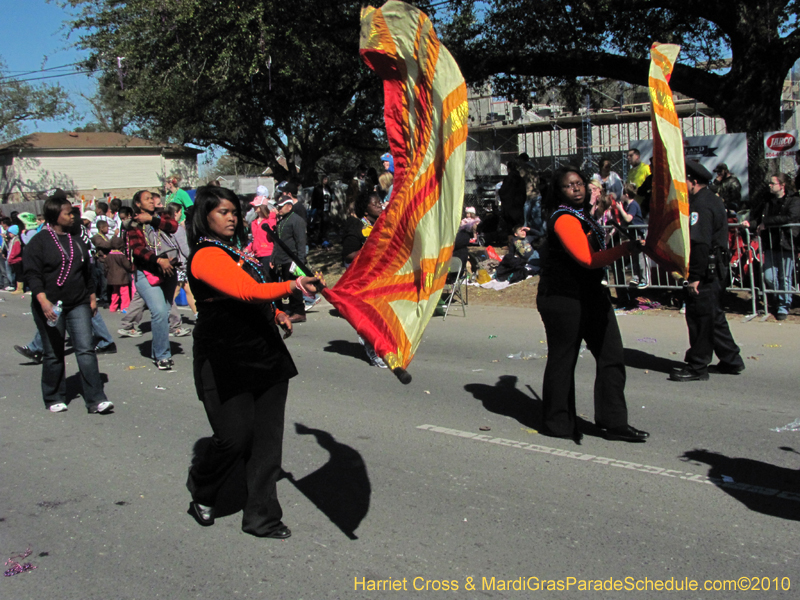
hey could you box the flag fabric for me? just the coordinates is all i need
[321,0,468,374]
[645,42,690,279]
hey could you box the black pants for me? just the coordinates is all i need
[187,359,289,536]
[257,256,278,283]
[684,280,744,374]
[278,262,305,316]
[94,261,108,302]
[538,294,629,436]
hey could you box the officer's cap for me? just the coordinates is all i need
[685,160,713,183]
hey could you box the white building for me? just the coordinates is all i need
[0,132,201,203]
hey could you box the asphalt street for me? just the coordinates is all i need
[1,290,798,599]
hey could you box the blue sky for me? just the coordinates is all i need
[0,0,94,131]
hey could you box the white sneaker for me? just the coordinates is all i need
[48,403,68,413]
[363,342,388,369]
[91,401,114,414]
[118,328,143,338]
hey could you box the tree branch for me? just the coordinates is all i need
[472,49,723,108]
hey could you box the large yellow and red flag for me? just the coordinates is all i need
[321,0,468,380]
[645,43,690,278]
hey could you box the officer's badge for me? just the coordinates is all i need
[690,212,699,225]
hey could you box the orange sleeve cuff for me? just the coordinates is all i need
[553,214,630,269]
[191,247,293,302]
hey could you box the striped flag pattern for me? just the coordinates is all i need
[645,42,690,279]
[322,0,468,374]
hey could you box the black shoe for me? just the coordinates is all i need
[95,342,117,355]
[669,367,709,382]
[257,524,292,539]
[188,502,215,526]
[598,424,649,443]
[14,345,43,364]
[709,362,745,375]
[776,313,788,321]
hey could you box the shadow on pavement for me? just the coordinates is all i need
[624,348,685,373]
[65,372,109,406]
[323,339,370,364]
[464,374,541,430]
[135,340,187,360]
[681,448,800,521]
[285,423,371,540]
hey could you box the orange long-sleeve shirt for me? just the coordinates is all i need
[190,246,293,302]
[553,214,632,269]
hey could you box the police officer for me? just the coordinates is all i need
[670,160,745,382]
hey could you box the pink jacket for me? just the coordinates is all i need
[249,214,277,258]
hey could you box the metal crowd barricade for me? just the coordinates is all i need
[755,223,800,321]
[725,224,759,321]
[602,222,760,321]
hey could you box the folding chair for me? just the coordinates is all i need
[441,256,467,320]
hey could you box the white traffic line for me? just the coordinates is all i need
[417,424,800,502]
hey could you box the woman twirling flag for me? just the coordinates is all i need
[322,1,468,382]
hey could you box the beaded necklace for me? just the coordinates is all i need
[552,204,606,251]
[198,236,267,283]
[45,225,76,287]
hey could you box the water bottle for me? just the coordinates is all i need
[47,301,63,327]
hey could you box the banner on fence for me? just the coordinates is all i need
[764,130,799,159]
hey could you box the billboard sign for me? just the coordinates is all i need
[764,130,798,159]
[632,132,749,200]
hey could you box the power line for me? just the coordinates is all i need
[0,61,85,82]
[0,69,97,85]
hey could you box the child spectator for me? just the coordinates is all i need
[6,224,24,293]
[105,236,134,312]
[92,219,112,304]
[108,198,123,234]
[509,224,542,274]
[460,206,481,242]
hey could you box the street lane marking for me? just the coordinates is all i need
[417,424,800,502]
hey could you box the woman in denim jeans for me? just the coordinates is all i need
[124,190,179,369]
[22,191,113,414]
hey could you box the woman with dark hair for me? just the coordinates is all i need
[126,190,179,370]
[341,192,381,268]
[185,185,324,538]
[743,172,800,319]
[537,165,648,443]
[22,194,113,414]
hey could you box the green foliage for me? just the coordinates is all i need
[0,56,74,142]
[76,73,136,134]
[202,152,266,182]
[65,0,400,181]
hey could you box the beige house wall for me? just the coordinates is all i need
[1,151,199,203]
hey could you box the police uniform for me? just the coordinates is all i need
[670,161,744,381]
